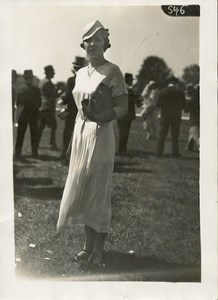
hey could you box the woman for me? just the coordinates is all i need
[141,80,159,140]
[184,83,200,151]
[57,20,128,266]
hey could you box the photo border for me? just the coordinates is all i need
[0,0,217,299]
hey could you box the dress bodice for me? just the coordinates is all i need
[73,62,127,119]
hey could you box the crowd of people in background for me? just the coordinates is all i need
[12,63,200,162]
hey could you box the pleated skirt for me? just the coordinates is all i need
[57,116,115,233]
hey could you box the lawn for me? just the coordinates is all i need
[13,116,200,282]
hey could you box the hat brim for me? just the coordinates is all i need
[82,27,102,41]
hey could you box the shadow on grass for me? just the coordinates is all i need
[15,177,53,186]
[14,186,63,201]
[181,156,199,161]
[13,157,32,164]
[158,153,199,161]
[113,158,152,173]
[13,164,36,177]
[114,160,138,166]
[113,166,152,173]
[78,251,201,282]
[154,153,199,160]
[38,154,60,162]
[143,150,157,156]
[13,163,36,168]
[15,250,200,282]
[117,151,149,158]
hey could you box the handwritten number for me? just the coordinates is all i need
[173,6,179,16]
[168,5,173,14]
[167,5,186,16]
[180,6,185,15]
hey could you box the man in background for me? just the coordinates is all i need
[117,73,137,154]
[38,65,62,150]
[59,56,86,165]
[14,70,41,159]
[156,76,186,158]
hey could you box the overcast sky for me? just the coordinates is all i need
[10,5,199,82]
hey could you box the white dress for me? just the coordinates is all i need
[57,62,127,233]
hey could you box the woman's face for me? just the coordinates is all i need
[83,30,105,57]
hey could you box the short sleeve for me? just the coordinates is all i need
[108,66,128,98]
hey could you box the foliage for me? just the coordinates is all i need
[181,64,200,86]
[134,56,173,95]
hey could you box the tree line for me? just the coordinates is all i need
[134,55,199,96]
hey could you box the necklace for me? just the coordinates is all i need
[87,60,108,77]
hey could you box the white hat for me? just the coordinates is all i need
[82,20,105,41]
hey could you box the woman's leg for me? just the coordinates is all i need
[92,232,108,258]
[77,228,108,264]
[75,225,95,261]
[87,232,108,265]
[84,225,95,253]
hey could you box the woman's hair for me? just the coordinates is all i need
[80,28,111,52]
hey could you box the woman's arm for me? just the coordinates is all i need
[83,94,128,123]
[112,94,128,119]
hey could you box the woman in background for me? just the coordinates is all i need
[57,20,128,266]
[184,83,200,151]
[141,80,159,140]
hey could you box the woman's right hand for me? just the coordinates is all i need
[66,133,74,160]
[66,144,71,161]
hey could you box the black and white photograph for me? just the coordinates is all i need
[0,0,217,299]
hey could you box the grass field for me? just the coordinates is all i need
[13,116,200,282]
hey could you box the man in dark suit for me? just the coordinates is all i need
[156,76,186,158]
[117,73,137,154]
[15,70,41,158]
[38,65,61,150]
[59,56,86,165]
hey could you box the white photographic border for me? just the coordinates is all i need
[0,0,217,299]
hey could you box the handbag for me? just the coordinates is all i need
[82,83,114,114]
